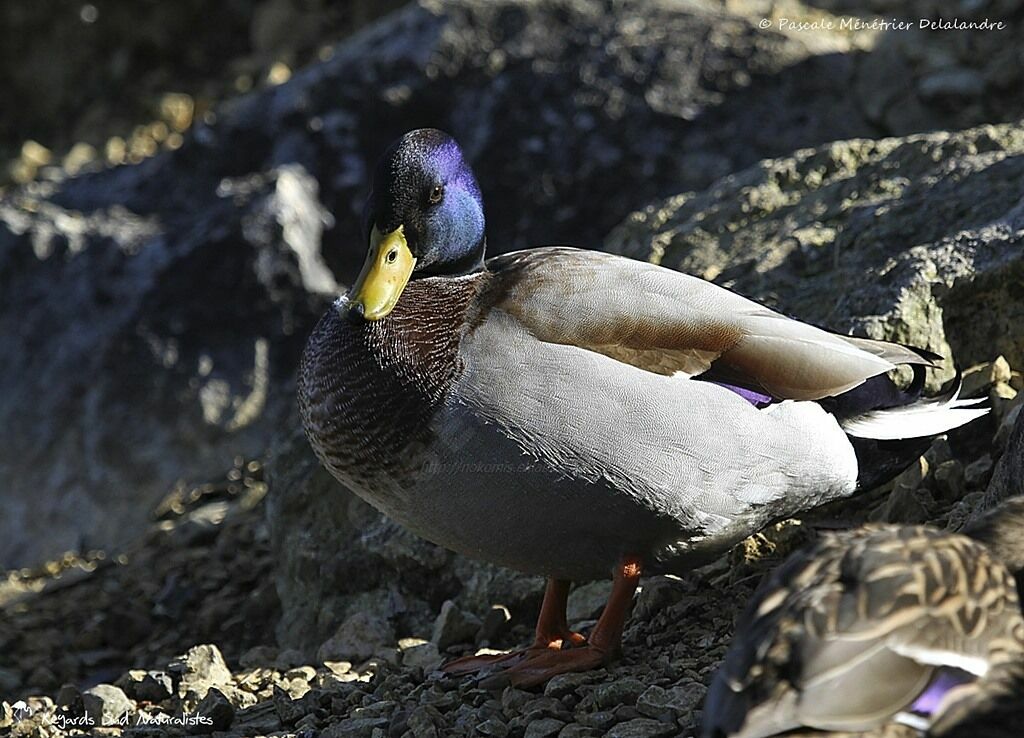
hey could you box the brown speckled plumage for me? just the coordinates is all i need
[704,523,1024,738]
[298,274,488,488]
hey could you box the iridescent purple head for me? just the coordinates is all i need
[363,129,486,277]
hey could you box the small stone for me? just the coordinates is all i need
[56,683,84,713]
[400,640,444,671]
[196,686,235,732]
[594,677,647,709]
[324,660,353,676]
[406,704,445,738]
[431,600,482,650]
[558,725,598,738]
[284,665,317,683]
[501,687,533,715]
[544,672,594,698]
[234,700,284,734]
[273,684,308,725]
[169,644,233,699]
[479,605,512,643]
[525,717,566,738]
[933,460,966,501]
[991,356,1013,385]
[0,701,11,729]
[636,683,706,721]
[522,696,572,721]
[925,438,953,468]
[477,717,510,737]
[322,715,389,737]
[576,711,618,730]
[116,669,174,702]
[82,684,135,727]
[606,717,678,738]
[633,576,684,621]
[317,611,396,663]
[965,455,994,488]
[567,581,612,622]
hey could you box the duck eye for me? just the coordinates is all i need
[428,184,444,205]
[386,249,398,264]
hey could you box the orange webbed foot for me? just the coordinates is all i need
[479,643,612,689]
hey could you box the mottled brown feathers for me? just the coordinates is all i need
[298,274,487,485]
[708,524,1024,737]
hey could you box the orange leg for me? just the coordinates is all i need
[441,578,586,676]
[480,558,643,689]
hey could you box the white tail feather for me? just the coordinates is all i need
[840,382,989,440]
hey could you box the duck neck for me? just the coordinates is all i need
[417,238,487,279]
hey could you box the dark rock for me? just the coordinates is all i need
[965,455,995,489]
[576,710,617,730]
[524,717,566,738]
[116,670,175,703]
[605,717,678,738]
[316,610,396,663]
[322,715,390,738]
[195,687,235,733]
[431,600,482,651]
[478,604,512,644]
[636,682,706,722]
[593,677,647,710]
[934,460,967,501]
[82,684,135,727]
[55,684,83,715]
[477,717,511,737]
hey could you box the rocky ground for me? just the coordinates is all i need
[4,0,1024,737]
[2,361,1021,737]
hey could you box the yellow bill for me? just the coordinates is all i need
[346,226,416,320]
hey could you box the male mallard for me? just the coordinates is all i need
[703,497,1024,738]
[298,128,986,686]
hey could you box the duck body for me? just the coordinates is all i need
[703,498,1024,738]
[299,128,988,686]
[300,248,868,579]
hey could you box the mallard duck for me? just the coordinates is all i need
[298,128,987,686]
[703,497,1024,738]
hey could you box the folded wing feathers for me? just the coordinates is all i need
[841,374,989,440]
[495,248,944,402]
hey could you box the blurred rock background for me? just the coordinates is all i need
[1,1,1023,736]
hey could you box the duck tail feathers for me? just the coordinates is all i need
[840,371,988,441]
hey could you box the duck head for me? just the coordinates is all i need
[346,128,485,320]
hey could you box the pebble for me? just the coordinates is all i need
[431,600,482,650]
[606,717,679,738]
[525,717,567,737]
[317,611,396,663]
[82,684,135,727]
[196,686,235,732]
[933,460,966,501]
[593,677,649,709]
[567,581,613,622]
[115,670,174,702]
[169,644,233,700]
[964,455,994,488]
[477,717,511,737]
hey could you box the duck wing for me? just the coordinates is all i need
[703,526,1024,738]
[485,247,939,402]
